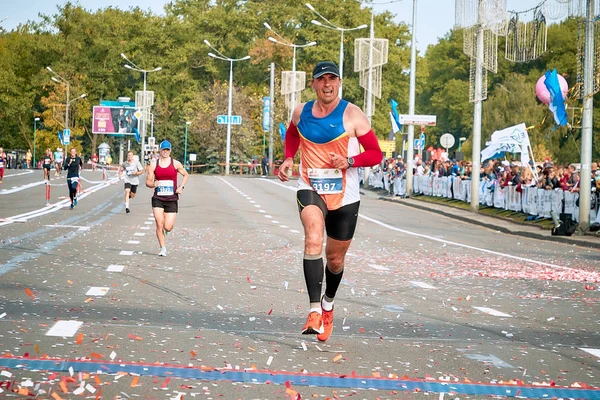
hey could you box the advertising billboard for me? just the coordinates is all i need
[92,106,139,135]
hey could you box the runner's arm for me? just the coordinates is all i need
[174,160,189,193]
[145,162,156,188]
[350,105,382,168]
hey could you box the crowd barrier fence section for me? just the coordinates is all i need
[368,171,597,224]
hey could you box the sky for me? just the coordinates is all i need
[3,0,547,54]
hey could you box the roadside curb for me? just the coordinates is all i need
[375,194,600,250]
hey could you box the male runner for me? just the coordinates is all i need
[278,61,382,342]
[63,148,83,209]
[54,147,63,177]
[145,140,189,257]
[119,150,144,213]
[41,148,54,181]
[0,147,6,185]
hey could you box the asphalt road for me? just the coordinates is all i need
[0,169,599,399]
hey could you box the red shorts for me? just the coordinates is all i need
[0,168,4,179]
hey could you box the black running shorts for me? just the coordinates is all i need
[124,183,138,193]
[151,197,178,213]
[296,189,360,241]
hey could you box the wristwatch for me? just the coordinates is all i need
[347,157,355,167]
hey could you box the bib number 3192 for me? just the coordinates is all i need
[308,168,343,194]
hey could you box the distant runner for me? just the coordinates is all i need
[63,148,83,210]
[54,147,64,177]
[119,151,144,214]
[0,147,6,185]
[42,148,54,181]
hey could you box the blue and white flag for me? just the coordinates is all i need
[543,69,568,126]
[389,99,402,140]
[279,123,286,141]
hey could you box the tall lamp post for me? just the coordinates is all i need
[204,40,250,176]
[47,67,86,145]
[184,121,191,166]
[264,22,316,120]
[306,3,367,99]
[121,53,162,155]
[33,117,40,167]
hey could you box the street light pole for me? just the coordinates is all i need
[47,67,86,147]
[184,121,191,166]
[306,3,367,99]
[33,117,40,167]
[264,23,316,120]
[204,40,250,175]
[121,54,162,156]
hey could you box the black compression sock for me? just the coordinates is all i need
[303,256,324,304]
[324,265,344,300]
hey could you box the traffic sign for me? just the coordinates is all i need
[440,133,455,150]
[217,115,242,125]
[63,129,71,145]
[398,114,437,126]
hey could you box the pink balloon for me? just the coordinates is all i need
[536,73,568,105]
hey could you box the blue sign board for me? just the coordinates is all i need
[262,97,271,132]
[217,115,242,125]
[63,129,71,145]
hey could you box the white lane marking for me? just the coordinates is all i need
[411,281,437,289]
[43,224,90,231]
[359,213,577,271]
[259,209,266,213]
[580,348,600,358]
[0,312,6,319]
[279,225,288,228]
[0,180,46,194]
[119,250,134,256]
[290,229,300,233]
[140,226,150,230]
[86,287,109,296]
[473,307,512,318]
[0,178,119,227]
[464,354,514,368]
[271,220,279,224]
[0,170,34,178]
[106,265,124,272]
[144,221,153,225]
[265,215,272,219]
[134,232,146,236]
[369,264,390,271]
[262,178,578,271]
[254,204,261,208]
[46,320,83,337]
[127,240,140,244]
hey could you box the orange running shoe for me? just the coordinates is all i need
[317,305,334,342]
[301,311,323,334]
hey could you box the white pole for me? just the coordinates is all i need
[579,0,594,230]
[225,60,234,175]
[269,62,275,175]
[470,23,484,212]
[366,10,374,123]
[339,30,344,99]
[406,0,417,196]
[290,46,297,121]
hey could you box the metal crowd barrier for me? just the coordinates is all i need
[368,170,598,223]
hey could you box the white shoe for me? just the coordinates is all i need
[158,247,167,257]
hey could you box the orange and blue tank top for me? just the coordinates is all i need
[296,100,360,210]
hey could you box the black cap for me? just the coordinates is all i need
[312,61,340,79]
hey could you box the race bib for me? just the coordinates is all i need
[126,167,134,176]
[308,168,343,194]
[157,180,174,196]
